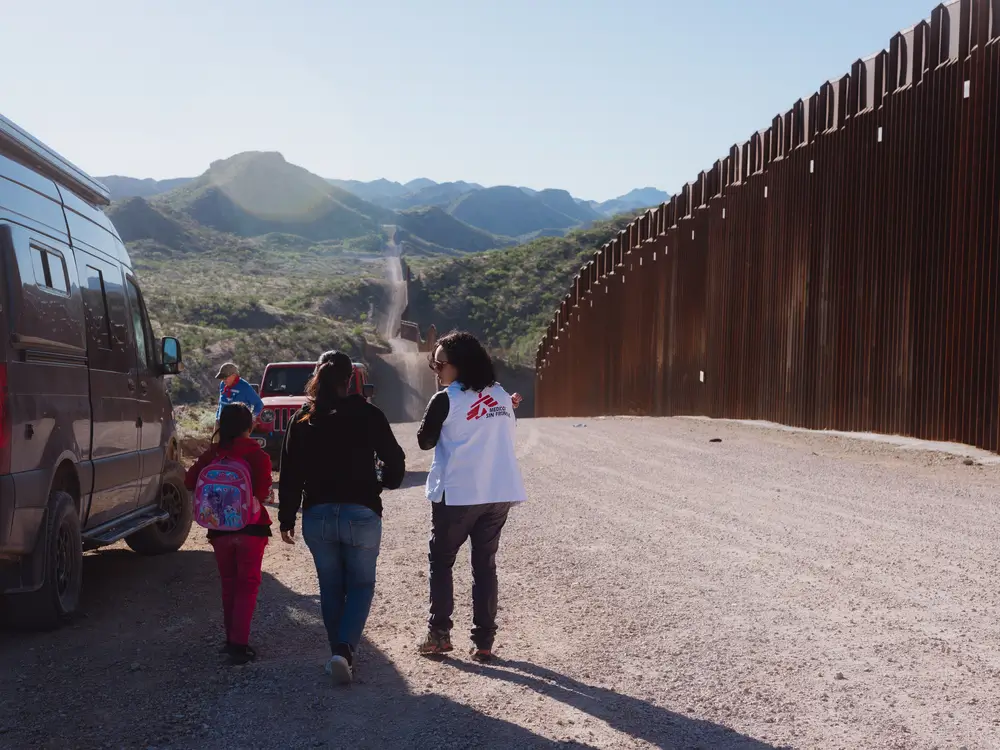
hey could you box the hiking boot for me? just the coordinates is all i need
[470,647,495,664]
[418,629,454,656]
[227,644,257,665]
[325,643,354,685]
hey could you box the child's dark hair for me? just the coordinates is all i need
[216,403,254,448]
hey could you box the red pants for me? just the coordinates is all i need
[211,535,267,647]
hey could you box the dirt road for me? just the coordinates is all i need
[371,229,437,423]
[3,417,1000,749]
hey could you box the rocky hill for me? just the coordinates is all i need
[534,188,602,224]
[109,152,505,255]
[446,186,582,239]
[154,152,390,242]
[593,187,670,217]
[405,216,635,364]
[97,175,194,200]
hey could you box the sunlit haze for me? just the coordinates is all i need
[4,0,936,199]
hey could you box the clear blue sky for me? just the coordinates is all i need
[4,0,936,201]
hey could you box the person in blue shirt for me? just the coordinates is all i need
[215,362,264,427]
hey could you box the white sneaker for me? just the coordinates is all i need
[325,655,353,684]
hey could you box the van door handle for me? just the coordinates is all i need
[127,379,136,392]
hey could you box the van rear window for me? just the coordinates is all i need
[30,245,68,294]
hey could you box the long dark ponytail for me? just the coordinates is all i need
[301,350,354,422]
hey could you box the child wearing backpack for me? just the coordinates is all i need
[185,403,273,665]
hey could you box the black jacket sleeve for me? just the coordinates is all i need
[417,390,449,451]
[277,412,305,531]
[370,406,406,490]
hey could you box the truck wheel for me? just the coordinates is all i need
[125,462,192,556]
[5,491,83,630]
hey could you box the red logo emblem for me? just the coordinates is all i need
[466,393,498,420]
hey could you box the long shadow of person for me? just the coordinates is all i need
[0,547,573,749]
[442,658,781,750]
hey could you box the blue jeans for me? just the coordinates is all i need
[301,503,382,654]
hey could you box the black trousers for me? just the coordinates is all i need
[428,500,512,649]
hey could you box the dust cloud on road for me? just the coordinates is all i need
[374,229,437,423]
[3,417,1000,748]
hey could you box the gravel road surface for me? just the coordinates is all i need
[2,417,1000,749]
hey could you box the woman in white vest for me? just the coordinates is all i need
[416,330,527,662]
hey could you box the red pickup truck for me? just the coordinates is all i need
[251,360,374,469]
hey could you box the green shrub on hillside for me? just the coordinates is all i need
[406,216,635,364]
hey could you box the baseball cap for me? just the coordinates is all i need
[215,362,239,380]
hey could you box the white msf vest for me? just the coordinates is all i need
[425,382,527,506]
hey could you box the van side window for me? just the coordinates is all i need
[77,255,131,373]
[30,245,69,294]
[81,265,113,350]
[125,278,154,371]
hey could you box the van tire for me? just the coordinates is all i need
[125,463,192,556]
[5,492,83,630]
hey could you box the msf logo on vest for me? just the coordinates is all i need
[467,392,509,421]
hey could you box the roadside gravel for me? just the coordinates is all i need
[2,416,999,749]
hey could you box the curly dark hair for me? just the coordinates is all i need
[433,330,496,392]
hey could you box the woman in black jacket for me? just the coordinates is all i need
[278,350,405,684]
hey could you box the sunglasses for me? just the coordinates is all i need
[428,357,449,372]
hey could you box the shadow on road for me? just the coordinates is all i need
[0,546,579,749]
[397,469,429,490]
[0,533,780,748]
[443,658,780,749]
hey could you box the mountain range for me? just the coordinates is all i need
[101,162,667,253]
[105,152,655,406]
[107,152,503,256]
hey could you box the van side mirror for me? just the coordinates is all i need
[160,337,183,375]
[362,383,376,399]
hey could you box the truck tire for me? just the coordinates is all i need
[125,462,192,556]
[4,491,83,630]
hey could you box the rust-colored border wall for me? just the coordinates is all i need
[536,0,1000,452]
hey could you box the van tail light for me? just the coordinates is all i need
[0,365,10,475]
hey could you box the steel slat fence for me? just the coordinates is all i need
[536,0,1000,452]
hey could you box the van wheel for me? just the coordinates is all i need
[5,492,82,630]
[125,463,192,556]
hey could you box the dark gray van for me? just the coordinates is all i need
[0,114,191,628]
